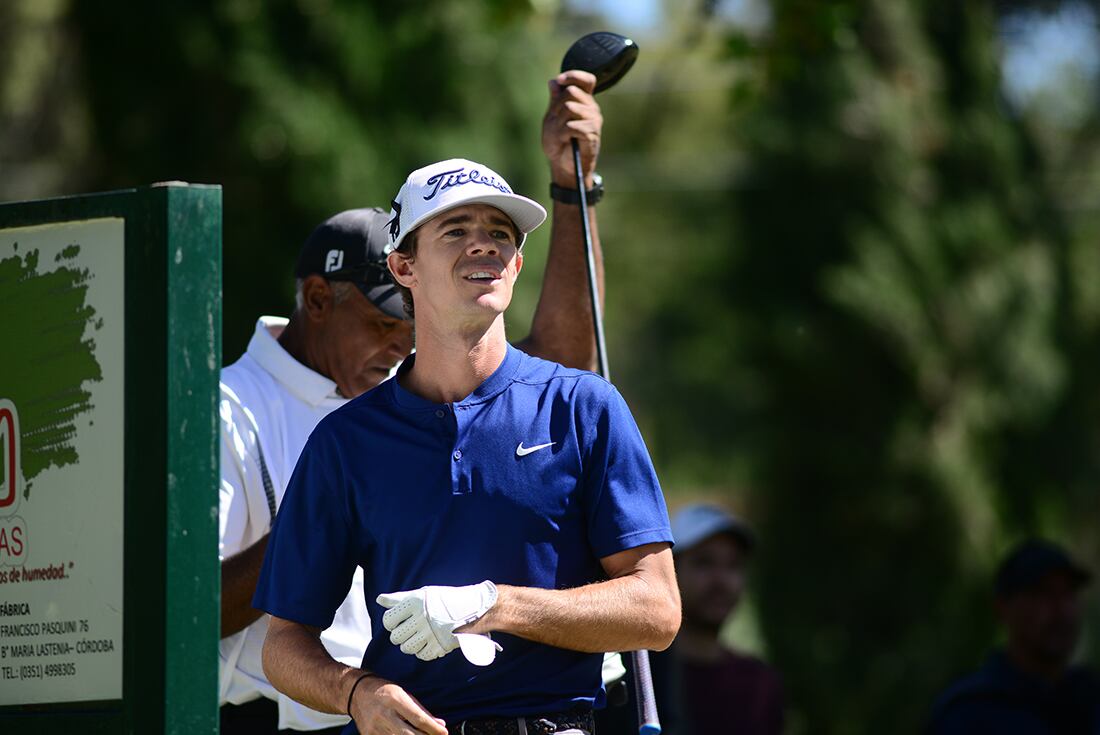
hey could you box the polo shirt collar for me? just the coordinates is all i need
[463,344,521,404]
[391,343,521,409]
[247,316,342,406]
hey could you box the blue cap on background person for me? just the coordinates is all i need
[671,503,756,556]
[994,539,1091,598]
[294,207,406,319]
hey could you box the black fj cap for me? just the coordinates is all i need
[994,539,1092,598]
[294,208,405,319]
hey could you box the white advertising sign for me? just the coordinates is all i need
[0,218,125,704]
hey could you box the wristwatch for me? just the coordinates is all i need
[550,173,604,205]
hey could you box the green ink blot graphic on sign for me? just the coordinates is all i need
[0,242,103,495]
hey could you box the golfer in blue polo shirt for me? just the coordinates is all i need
[254,158,680,735]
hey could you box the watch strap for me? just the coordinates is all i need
[550,176,604,205]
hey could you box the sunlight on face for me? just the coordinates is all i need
[406,203,523,326]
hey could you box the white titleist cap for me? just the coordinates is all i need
[385,158,547,252]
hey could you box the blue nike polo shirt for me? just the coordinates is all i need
[253,345,672,724]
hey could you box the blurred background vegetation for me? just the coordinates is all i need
[3,0,1099,731]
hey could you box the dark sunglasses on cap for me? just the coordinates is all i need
[323,261,393,294]
[321,260,405,319]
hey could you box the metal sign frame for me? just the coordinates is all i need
[0,184,221,734]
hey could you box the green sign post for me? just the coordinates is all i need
[0,184,221,733]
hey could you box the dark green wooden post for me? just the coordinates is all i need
[0,183,221,733]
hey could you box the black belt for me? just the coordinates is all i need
[449,711,594,735]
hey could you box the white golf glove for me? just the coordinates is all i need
[376,580,501,666]
[602,652,627,686]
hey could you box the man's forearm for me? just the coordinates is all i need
[520,69,606,370]
[520,201,604,371]
[221,534,269,637]
[262,617,362,716]
[464,547,680,652]
[264,617,449,735]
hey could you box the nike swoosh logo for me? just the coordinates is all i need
[516,441,555,457]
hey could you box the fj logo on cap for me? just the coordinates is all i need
[324,249,344,273]
[423,167,511,201]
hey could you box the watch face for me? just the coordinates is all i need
[549,175,603,204]
[588,175,604,203]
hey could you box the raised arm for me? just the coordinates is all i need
[465,542,680,652]
[515,70,605,370]
[263,617,448,735]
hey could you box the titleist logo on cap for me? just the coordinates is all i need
[385,157,547,252]
[422,167,512,201]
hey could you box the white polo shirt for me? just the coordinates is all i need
[218,316,370,730]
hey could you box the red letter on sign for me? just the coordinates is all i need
[0,402,18,510]
[0,519,26,563]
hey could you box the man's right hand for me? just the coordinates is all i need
[377,581,501,665]
[542,70,602,189]
[349,674,448,735]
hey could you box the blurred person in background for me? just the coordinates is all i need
[595,503,784,735]
[218,69,611,735]
[928,539,1098,734]
[672,504,784,735]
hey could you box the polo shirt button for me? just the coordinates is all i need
[453,450,462,460]
[435,410,445,418]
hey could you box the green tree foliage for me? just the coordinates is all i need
[68,0,552,357]
[637,1,1096,731]
[0,0,88,201]
[4,1,1099,730]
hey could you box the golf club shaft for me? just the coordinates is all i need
[571,139,610,381]
[571,139,661,735]
[633,649,661,735]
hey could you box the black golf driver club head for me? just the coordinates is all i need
[560,31,638,93]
